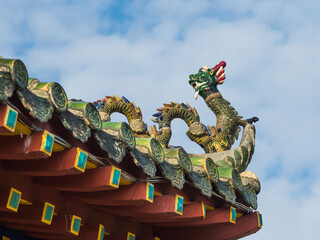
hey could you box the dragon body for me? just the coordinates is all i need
[95,61,260,208]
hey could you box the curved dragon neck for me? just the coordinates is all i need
[203,91,247,150]
[98,96,149,137]
[200,88,221,101]
[152,102,212,151]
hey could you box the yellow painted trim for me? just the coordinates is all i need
[109,166,121,188]
[52,142,65,152]
[85,160,98,169]
[205,205,215,211]
[20,199,32,205]
[230,207,236,224]
[97,224,105,240]
[6,188,21,212]
[15,121,32,135]
[40,130,55,156]
[127,232,135,240]
[41,202,55,225]
[146,182,154,203]
[2,237,10,240]
[3,106,18,132]
[74,148,88,172]
[236,212,244,218]
[119,177,133,185]
[70,215,82,236]
[174,195,184,215]
[154,191,162,196]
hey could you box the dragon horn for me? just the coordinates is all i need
[113,95,122,101]
[164,103,175,107]
[192,107,199,117]
[186,103,193,111]
[156,107,167,111]
[170,101,180,106]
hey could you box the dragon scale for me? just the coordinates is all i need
[151,102,213,150]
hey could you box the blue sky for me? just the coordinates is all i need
[1,0,320,239]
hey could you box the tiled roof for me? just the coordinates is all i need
[0,58,262,240]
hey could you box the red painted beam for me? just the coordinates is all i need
[133,201,204,223]
[64,182,151,206]
[0,203,50,225]
[2,147,84,176]
[0,131,53,159]
[155,212,262,240]
[140,238,161,240]
[21,231,74,240]
[77,224,106,240]
[1,215,80,237]
[26,225,106,240]
[34,166,117,192]
[154,182,220,210]
[154,206,233,227]
[100,195,182,218]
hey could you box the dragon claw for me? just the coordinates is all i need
[246,117,259,124]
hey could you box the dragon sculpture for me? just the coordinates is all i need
[95,61,260,209]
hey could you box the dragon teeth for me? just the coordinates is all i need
[195,90,199,100]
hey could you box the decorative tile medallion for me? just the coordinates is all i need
[40,130,55,156]
[6,188,21,212]
[146,182,154,203]
[70,215,81,236]
[110,167,121,188]
[202,202,206,218]
[257,211,263,227]
[4,107,18,132]
[74,148,88,172]
[41,202,55,225]
[98,224,105,240]
[127,232,135,240]
[230,207,237,224]
[175,195,184,215]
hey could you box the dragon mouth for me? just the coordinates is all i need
[191,82,206,100]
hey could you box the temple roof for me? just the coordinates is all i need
[0,58,262,240]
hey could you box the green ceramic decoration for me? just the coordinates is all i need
[29,79,68,112]
[0,57,263,209]
[164,147,192,174]
[190,156,219,183]
[0,71,15,101]
[68,101,102,131]
[0,59,28,89]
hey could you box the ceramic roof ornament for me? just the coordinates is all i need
[0,58,263,240]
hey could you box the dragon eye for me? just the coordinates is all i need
[210,70,214,75]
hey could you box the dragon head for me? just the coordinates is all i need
[189,61,226,100]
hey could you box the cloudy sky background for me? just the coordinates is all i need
[1,0,320,239]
